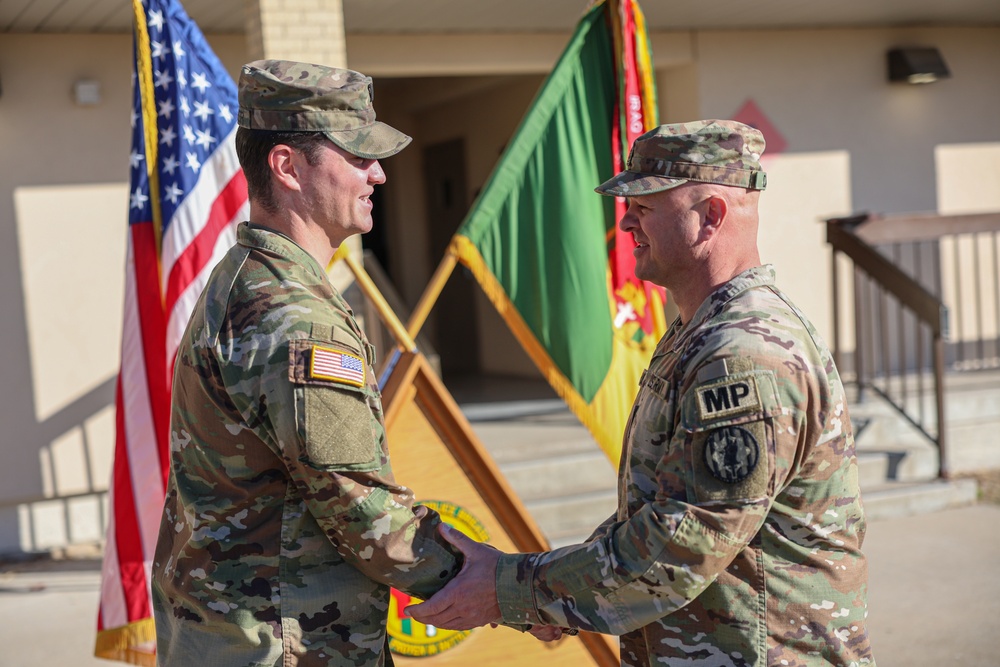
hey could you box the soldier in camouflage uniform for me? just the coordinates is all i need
[151,60,461,667]
[409,120,876,666]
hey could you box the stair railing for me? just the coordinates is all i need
[828,210,1000,478]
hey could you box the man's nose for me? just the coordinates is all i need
[369,160,386,184]
[619,203,637,231]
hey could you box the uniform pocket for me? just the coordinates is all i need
[627,369,675,452]
[300,384,378,468]
[289,338,380,471]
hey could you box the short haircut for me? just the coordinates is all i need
[235,128,329,212]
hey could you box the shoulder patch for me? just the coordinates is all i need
[703,426,759,483]
[310,344,366,387]
[696,375,761,421]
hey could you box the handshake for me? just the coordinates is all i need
[405,523,575,642]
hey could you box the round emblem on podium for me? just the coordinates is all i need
[387,500,490,658]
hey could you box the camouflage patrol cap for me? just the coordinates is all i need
[595,119,767,196]
[237,59,410,159]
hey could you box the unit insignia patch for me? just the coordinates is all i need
[703,425,759,484]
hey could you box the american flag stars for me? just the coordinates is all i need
[128,0,240,227]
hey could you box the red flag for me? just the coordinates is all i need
[95,1,247,663]
[608,0,665,346]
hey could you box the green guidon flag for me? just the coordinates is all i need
[447,0,667,463]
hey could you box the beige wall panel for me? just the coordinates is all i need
[349,34,566,77]
[348,30,692,77]
[648,31,695,68]
[656,64,700,124]
[0,33,247,552]
[695,27,1000,215]
[14,184,128,426]
[936,142,1000,215]
[756,151,853,345]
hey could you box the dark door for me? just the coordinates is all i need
[422,138,480,377]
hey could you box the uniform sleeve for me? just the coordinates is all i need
[581,511,618,544]
[496,354,800,635]
[495,490,770,634]
[223,323,461,600]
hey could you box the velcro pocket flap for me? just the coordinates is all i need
[289,338,377,470]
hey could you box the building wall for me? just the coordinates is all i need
[0,33,246,555]
[693,26,1000,356]
[2,23,999,555]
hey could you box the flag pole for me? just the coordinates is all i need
[330,246,418,352]
[131,0,165,295]
[405,246,458,339]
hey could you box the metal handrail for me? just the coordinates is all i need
[827,214,951,477]
[828,209,1000,478]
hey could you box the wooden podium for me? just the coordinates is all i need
[333,249,618,665]
[380,351,618,666]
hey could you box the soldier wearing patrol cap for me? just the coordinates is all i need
[151,60,462,667]
[409,120,877,667]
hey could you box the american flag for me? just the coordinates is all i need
[311,345,367,387]
[95,0,248,663]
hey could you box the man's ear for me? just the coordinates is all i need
[268,144,302,194]
[704,194,728,233]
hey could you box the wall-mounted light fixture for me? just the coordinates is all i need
[74,79,101,106]
[887,47,950,84]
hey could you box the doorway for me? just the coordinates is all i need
[422,138,480,378]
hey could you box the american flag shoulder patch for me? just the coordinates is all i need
[309,344,366,387]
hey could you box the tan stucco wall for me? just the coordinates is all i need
[694,26,1000,354]
[0,33,247,553]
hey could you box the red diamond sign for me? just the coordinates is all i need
[732,98,787,161]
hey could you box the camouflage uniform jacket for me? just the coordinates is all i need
[496,265,875,666]
[152,223,460,667]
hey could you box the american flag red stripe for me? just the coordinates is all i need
[96,0,247,663]
[163,153,247,361]
[131,221,172,481]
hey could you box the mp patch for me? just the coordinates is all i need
[697,375,760,421]
[703,425,759,484]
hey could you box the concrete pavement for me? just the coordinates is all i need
[2,503,998,666]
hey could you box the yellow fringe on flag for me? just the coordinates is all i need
[94,618,157,666]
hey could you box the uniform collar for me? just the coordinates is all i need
[237,222,331,286]
[670,264,776,352]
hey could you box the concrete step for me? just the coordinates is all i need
[862,479,979,521]
[497,451,616,502]
[523,489,618,549]
[856,444,940,487]
[847,367,1000,474]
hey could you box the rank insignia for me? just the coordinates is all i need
[704,425,759,484]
